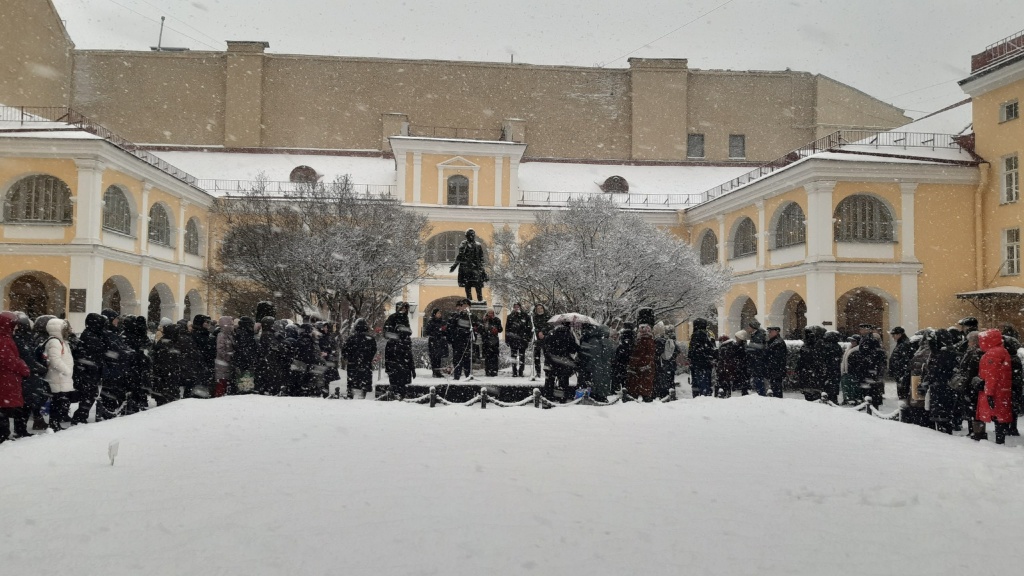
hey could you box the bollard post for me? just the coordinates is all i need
[429,386,437,408]
[334,386,341,399]
[820,392,828,404]
[481,387,488,409]
[669,388,677,402]
[533,388,541,408]
[864,397,873,416]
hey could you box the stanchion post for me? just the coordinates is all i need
[429,386,437,408]
[669,388,677,402]
[533,388,541,408]
[481,387,488,409]
[820,392,828,404]
[865,396,873,416]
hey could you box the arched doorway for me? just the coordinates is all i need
[183,289,205,321]
[727,295,757,334]
[782,294,807,339]
[837,288,888,337]
[148,284,175,324]
[102,276,138,316]
[422,295,464,330]
[4,272,67,318]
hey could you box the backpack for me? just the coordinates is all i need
[34,336,61,367]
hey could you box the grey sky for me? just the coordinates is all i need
[52,0,1022,118]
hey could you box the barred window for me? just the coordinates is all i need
[148,204,172,246]
[834,195,894,242]
[733,217,757,258]
[699,230,718,264]
[102,186,132,235]
[426,231,465,264]
[3,175,73,223]
[447,175,470,206]
[184,218,201,255]
[774,203,806,248]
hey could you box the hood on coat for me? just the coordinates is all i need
[193,315,211,331]
[34,314,56,334]
[161,324,180,341]
[85,312,106,330]
[859,336,880,352]
[46,317,65,339]
[260,316,276,333]
[692,318,708,331]
[238,316,255,332]
[0,311,16,337]
[979,329,1004,352]
[653,322,666,338]
[218,316,235,334]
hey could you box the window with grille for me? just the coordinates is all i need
[447,175,470,206]
[1005,228,1020,276]
[732,217,757,258]
[426,231,473,264]
[148,204,172,246]
[833,195,894,242]
[1001,100,1019,123]
[699,230,718,264]
[729,134,746,159]
[687,134,705,159]
[3,175,73,223]
[102,186,132,235]
[1003,155,1019,204]
[774,203,806,248]
[184,218,200,255]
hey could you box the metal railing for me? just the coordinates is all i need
[407,124,504,141]
[973,28,1024,73]
[519,189,703,209]
[699,130,970,203]
[0,106,200,187]
[196,179,396,197]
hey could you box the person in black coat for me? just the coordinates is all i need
[888,326,914,401]
[847,335,887,408]
[688,318,717,397]
[233,316,259,388]
[717,333,748,397]
[71,313,109,424]
[504,303,533,378]
[1000,327,1023,436]
[611,322,635,395]
[745,319,768,396]
[11,313,49,430]
[384,329,416,398]
[819,330,843,403]
[151,323,183,406]
[480,309,503,377]
[795,326,820,399]
[925,328,961,433]
[424,309,449,378]
[342,318,377,396]
[383,302,412,339]
[446,299,476,381]
[543,322,579,401]
[291,324,324,397]
[765,326,788,398]
[121,315,152,415]
[531,304,552,380]
[254,316,280,395]
[959,331,985,438]
[190,315,217,397]
[577,324,600,393]
[96,309,133,421]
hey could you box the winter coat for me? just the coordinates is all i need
[765,334,788,381]
[626,332,657,399]
[191,315,217,385]
[0,313,29,408]
[577,325,601,387]
[43,318,74,393]
[481,315,503,352]
[12,327,48,408]
[745,328,767,377]
[977,329,1013,423]
[717,339,748,393]
[424,316,449,363]
[383,311,411,340]
[233,317,259,375]
[687,318,717,370]
[888,336,914,387]
[819,332,843,393]
[544,324,579,378]
[215,316,235,381]
[151,324,183,402]
[343,326,377,390]
[1005,336,1024,419]
[122,315,152,396]
[385,334,416,388]
[505,310,533,348]
[612,327,635,392]
[587,326,616,398]
[959,345,984,416]
[75,313,107,388]
[847,337,887,384]
[446,311,475,351]
[532,309,552,348]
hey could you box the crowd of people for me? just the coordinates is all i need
[689,315,1023,444]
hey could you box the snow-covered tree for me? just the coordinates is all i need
[489,197,728,326]
[208,174,431,330]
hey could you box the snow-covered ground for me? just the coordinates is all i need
[2,391,1023,576]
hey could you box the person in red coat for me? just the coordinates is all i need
[626,324,657,401]
[0,311,31,442]
[976,328,1014,444]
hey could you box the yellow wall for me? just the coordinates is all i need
[0,157,80,243]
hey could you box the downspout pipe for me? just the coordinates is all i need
[975,162,990,290]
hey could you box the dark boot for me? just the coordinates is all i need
[32,413,48,431]
[971,420,988,441]
[995,422,1008,445]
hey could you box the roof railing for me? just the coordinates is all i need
[972,28,1024,73]
[196,179,396,198]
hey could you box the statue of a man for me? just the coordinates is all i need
[450,228,488,302]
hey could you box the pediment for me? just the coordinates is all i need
[437,156,480,169]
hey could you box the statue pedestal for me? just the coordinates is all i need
[469,301,489,312]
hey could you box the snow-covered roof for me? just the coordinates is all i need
[0,106,103,140]
[893,99,973,136]
[517,162,750,196]
[151,150,398,187]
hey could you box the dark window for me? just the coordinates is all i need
[103,185,132,235]
[184,218,200,255]
[729,134,746,159]
[426,231,466,264]
[834,195,894,242]
[687,134,705,159]
[289,165,319,184]
[148,204,172,246]
[447,175,470,205]
[733,217,757,258]
[774,203,806,248]
[4,175,73,223]
[601,176,629,193]
[699,230,718,264]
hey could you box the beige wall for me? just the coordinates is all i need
[814,75,910,136]
[0,0,73,107]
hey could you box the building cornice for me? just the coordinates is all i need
[960,55,1024,95]
[726,259,924,284]
[406,204,679,227]
[1,242,205,276]
[389,137,528,159]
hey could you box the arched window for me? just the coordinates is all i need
[184,218,200,255]
[3,174,73,223]
[732,217,757,258]
[600,176,629,193]
[447,175,470,206]
[289,165,319,184]
[699,230,718,265]
[774,203,806,248]
[148,204,172,246]
[834,194,894,242]
[102,185,132,235]
[425,231,485,264]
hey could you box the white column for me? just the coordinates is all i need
[177,201,188,263]
[716,304,726,337]
[407,282,421,337]
[412,152,422,204]
[804,180,836,262]
[140,183,151,252]
[72,158,104,244]
[756,278,767,325]
[900,182,917,262]
[177,273,187,322]
[140,265,150,319]
[509,157,521,207]
[68,255,104,331]
[717,215,727,263]
[494,156,504,207]
[804,270,837,328]
[756,200,766,269]
[900,272,919,333]
[395,151,407,202]
[470,167,479,206]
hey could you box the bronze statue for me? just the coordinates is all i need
[450,228,488,302]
